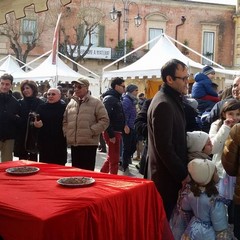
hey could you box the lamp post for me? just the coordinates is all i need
[175,16,186,47]
[110,0,142,65]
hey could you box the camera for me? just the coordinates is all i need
[29,112,40,121]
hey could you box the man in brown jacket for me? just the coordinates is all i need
[147,59,189,220]
[222,123,240,239]
[63,78,109,171]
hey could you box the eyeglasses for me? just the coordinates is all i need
[73,85,85,89]
[119,85,125,88]
[173,75,189,81]
[47,93,56,96]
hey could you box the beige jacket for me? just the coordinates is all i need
[63,93,109,146]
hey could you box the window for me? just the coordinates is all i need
[22,19,37,43]
[145,13,167,50]
[149,28,163,49]
[202,31,215,65]
[83,25,105,47]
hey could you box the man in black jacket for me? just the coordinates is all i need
[0,74,21,162]
[100,77,125,174]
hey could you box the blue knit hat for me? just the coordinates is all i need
[202,66,215,75]
[126,84,138,93]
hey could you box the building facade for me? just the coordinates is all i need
[0,0,237,88]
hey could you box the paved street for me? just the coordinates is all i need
[66,148,143,178]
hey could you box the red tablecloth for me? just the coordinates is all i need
[0,160,173,240]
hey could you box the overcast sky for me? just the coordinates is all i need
[188,0,236,5]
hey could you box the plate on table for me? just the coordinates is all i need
[5,166,40,175]
[57,177,95,187]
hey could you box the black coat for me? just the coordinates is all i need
[37,101,67,165]
[0,92,21,141]
[14,97,44,157]
[102,89,125,138]
[147,84,188,213]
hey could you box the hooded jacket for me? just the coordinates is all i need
[102,88,125,138]
[191,72,218,99]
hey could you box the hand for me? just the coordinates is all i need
[109,137,116,144]
[224,118,235,128]
[124,125,130,134]
[34,119,43,128]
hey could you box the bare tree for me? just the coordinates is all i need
[0,7,46,66]
[59,2,105,71]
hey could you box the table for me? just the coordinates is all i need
[0,160,173,240]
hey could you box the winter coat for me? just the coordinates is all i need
[182,192,229,239]
[192,73,218,99]
[222,123,240,204]
[14,97,44,156]
[210,119,231,178]
[147,83,188,203]
[37,100,67,165]
[102,88,125,138]
[206,97,234,124]
[122,93,137,129]
[63,92,109,146]
[0,92,21,141]
[134,99,152,139]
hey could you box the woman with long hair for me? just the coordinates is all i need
[14,80,44,160]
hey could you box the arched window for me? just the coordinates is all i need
[145,13,168,49]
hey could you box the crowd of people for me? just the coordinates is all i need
[1,58,240,239]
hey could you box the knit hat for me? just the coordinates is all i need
[72,78,90,87]
[187,131,209,153]
[188,158,216,185]
[126,84,138,93]
[202,66,215,75]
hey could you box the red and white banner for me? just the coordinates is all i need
[52,13,62,65]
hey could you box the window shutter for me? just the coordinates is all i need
[98,25,105,47]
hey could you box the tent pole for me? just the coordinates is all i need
[166,35,225,69]
[103,34,163,72]
[58,52,99,78]
[19,50,52,70]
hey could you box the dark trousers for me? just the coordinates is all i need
[233,203,240,239]
[122,128,137,170]
[98,132,106,151]
[71,145,97,171]
[18,152,38,161]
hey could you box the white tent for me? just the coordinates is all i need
[22,52,92,83]
[16,52,100,97]
[102,34,240,80]
[0,55,26,79]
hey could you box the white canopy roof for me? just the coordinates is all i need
[14,52,100,97]
[0,55,26,79]
[20,53,91,84]
[102,34,240,80]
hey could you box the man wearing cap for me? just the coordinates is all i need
[63,78,109,171]
[191,65,220,114]
[120,84,139,175]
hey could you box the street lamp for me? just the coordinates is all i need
[175,16,186,47]
[110,0,142,64]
